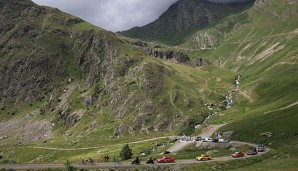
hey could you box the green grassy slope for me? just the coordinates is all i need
[207,1,298,170]
[175,0,298,170]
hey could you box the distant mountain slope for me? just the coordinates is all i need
[120,0,254,45]
[200,1,298,163]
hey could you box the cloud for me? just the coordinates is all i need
[31,0,178,32]
[206,0,253,4]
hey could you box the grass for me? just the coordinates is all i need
[0,137,171,164]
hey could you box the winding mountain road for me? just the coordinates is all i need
[0,124,270,170]
[0,147,269,170]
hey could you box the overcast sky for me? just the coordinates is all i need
[32,0,178,32]
[31,0,252,32]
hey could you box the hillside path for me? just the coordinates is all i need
[12,137,168,151]
[264,100,298,114]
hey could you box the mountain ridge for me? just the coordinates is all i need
[120,0,255,45]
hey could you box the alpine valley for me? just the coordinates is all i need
[0,0,297,170]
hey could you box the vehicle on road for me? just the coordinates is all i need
[218,139,229,143]
[257,146,265,152]
[196,154,211,161]
[163,150,171,154]
[247,150,257,155]
[157,156,175,163]
[202,138,213,142]
[247,146,258,155]
[212,138,219,143]
[131,157,140,165]
[232,152,244,158]
[195,136,202,141]
[146,157,154,164]
[257,144,265,152]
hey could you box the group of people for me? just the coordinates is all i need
[80,158,94,165]
[79,155,154,165]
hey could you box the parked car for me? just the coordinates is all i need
[232,152,244,158]
[157,156,175,163]
[163,150,171,154]
[218,139,229,143]
[195,136,202,141]
[247,150,258,155]
[212,138,219,143]
[196,154,211,161]
[257,146,265,152]
[202,138,213,142]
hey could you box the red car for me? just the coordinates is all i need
[157,156,175,163]
[232,152,244,158]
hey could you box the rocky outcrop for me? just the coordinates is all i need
[192,57,212,67]
[254,0,270,9]
[145,48,190,63]
[131,40,148,47]
[190,32,219,49]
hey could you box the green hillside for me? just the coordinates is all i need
[0,0,297,170]
[192,0,298,170]
[123,0,298,170]
[0,0,232,164]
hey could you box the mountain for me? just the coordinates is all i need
[0,0,225,146]
[123,0,298,170]
[120,0,255,45]
[0,0,298,169]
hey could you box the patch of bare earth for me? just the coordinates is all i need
[58,84,76,108]
[0,110,53,145]
[238,90,254,103]
[254,43,285,62]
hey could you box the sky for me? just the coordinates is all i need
[32,0,252,32]
[32,0,178,32]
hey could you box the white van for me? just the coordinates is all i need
[218,139,229,143]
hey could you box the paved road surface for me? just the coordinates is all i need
[0,148,269,170]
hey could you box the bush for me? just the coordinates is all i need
[120,144,133,160]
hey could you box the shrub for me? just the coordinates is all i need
[120,144,133,160]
